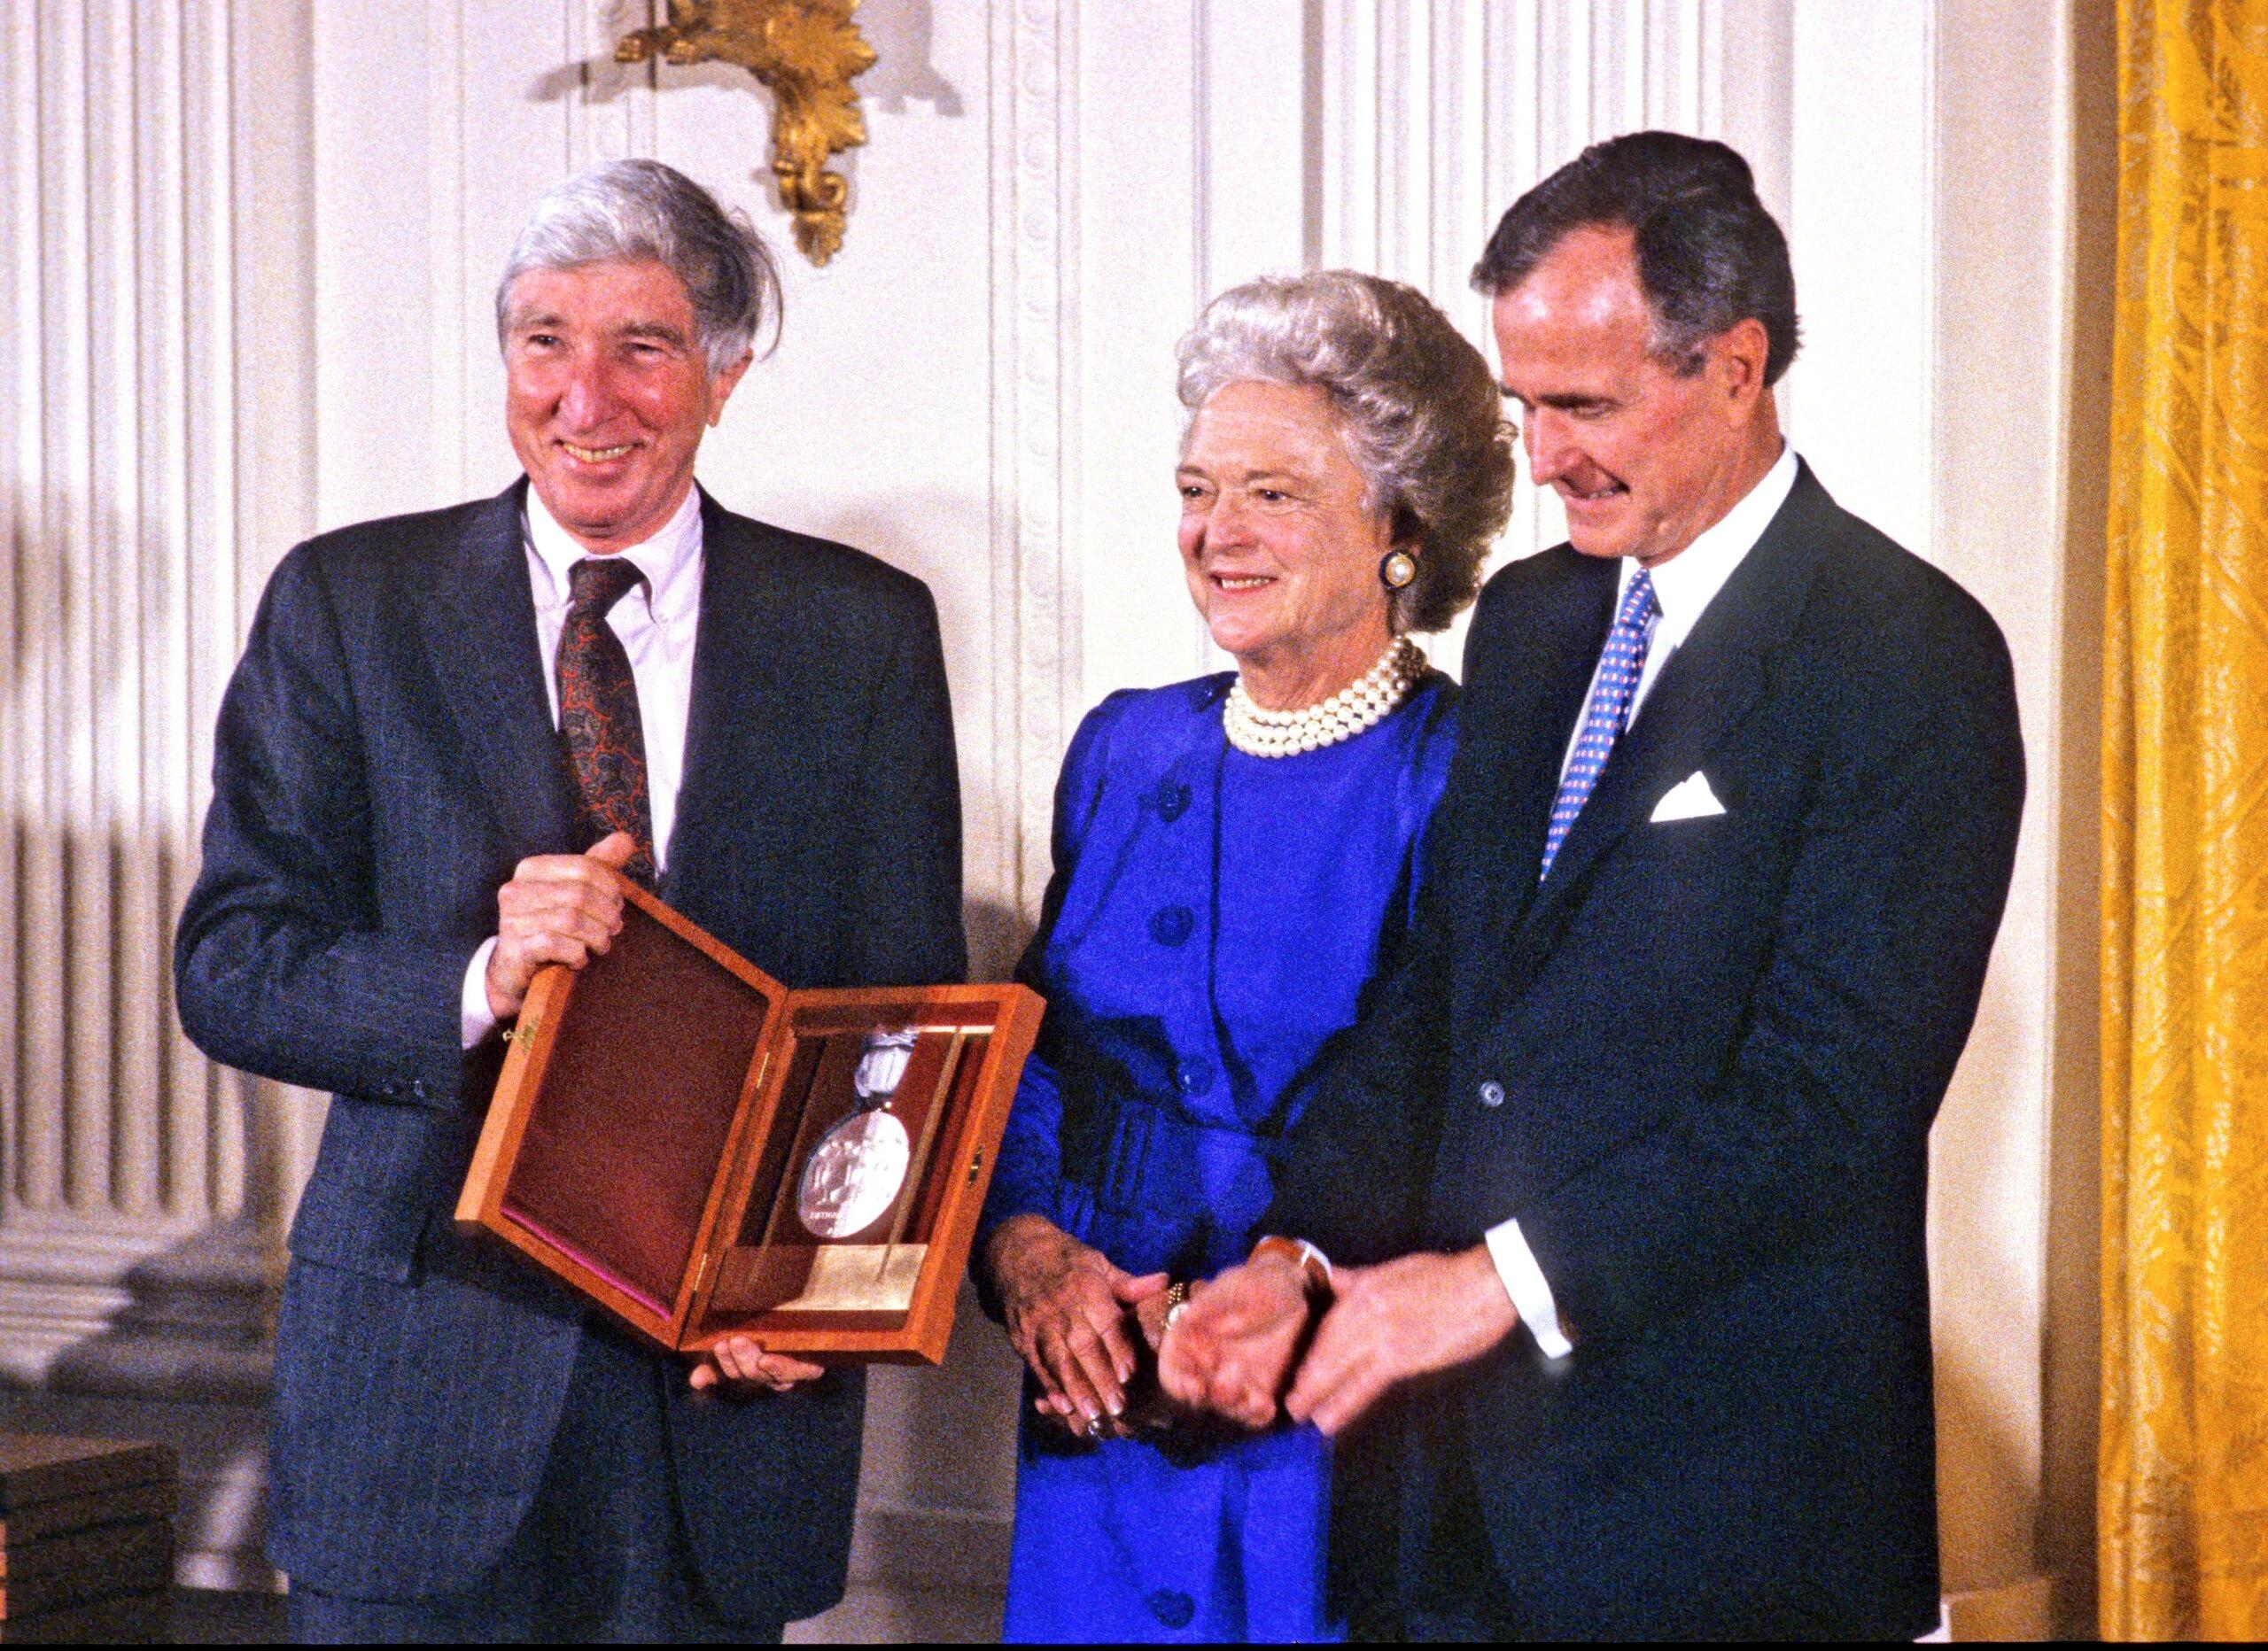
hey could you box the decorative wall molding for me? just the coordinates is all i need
[990,0,1076,914]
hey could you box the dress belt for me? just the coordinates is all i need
[1060,1085,1284,1219]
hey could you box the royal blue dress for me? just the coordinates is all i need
[978,670,1457,1644]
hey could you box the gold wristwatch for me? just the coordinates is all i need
[1248,1235,1334,1300]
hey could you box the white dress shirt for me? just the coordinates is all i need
[1489,443,1799,1359]
[458,483,706,1047]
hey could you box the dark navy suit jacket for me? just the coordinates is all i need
[1272,465,2025,1639]
[174,481,966,1617]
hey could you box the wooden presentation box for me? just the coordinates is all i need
[456,883,1044,1365]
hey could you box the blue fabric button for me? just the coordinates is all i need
[1176,1058,1215,1097]
[1479,1080,1505,1108]
[1153,780,1191,822]
[1147,1589,1196,1629]
[1149,905,1194,946]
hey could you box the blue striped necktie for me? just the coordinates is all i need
[1540,568,1659,880]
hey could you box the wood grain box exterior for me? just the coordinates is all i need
[456,884,1042,1365]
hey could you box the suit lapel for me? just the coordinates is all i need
[664,494,797,909]
[420,480,580,860]
[1512,463,1837,951]
[1524,624,1766,916]
[1469,550,1618,939]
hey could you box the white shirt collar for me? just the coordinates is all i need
[523,481,704,622]
[1621,442,1798,642]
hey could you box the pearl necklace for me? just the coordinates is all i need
[1223,636,1426,758]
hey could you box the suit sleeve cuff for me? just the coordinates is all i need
[1486,1217,1573,1360]
[462,939,501,1050]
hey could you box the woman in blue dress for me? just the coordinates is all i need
[976,270,1517,1642]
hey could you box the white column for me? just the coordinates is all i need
[0,0,315,1593]
[0,0,287,1358]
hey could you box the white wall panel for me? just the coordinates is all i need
[1073,11,1205,701]
[310,0,433,526]
[1922,0,2078,1602]
[1786,0,1937,552]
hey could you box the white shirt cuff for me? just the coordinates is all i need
[462,939,501,1050]
[1485,1217,1573,1360]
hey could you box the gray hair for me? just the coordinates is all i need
[495,159,781,376]
[1177,271,1516,633]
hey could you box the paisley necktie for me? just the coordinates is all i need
[556,556,656,884]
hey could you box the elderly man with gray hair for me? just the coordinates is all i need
[175,159,965,1640]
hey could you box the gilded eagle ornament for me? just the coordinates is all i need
[617,0,877,265]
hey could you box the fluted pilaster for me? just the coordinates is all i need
[0,0,313,1593]
[1,0,269,1342]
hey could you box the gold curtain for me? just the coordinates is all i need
[2102,2,2268,1639]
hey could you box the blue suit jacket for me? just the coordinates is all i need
[174,481,966,1617]
[1272,465,2026,1639]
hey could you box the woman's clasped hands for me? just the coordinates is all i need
[985,1213,1172,1438]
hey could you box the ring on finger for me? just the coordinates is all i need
[1162,1279,1192,1332]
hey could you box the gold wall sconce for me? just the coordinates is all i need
[617,1,878,267]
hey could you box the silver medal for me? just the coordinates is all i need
[796,1110,912,1238]
[796,1028,921,1239]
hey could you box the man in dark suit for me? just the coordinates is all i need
[174,159,964,1640]
[1161,132,2024,1639]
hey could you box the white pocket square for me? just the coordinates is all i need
[1651,771,1727,824]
